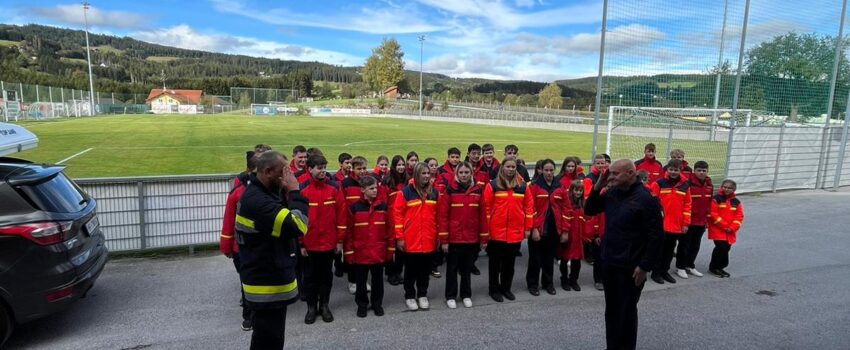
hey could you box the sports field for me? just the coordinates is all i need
[15,114,599,178]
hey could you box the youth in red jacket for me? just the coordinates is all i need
[342,157,371,205]
[650,169,693,234]
[635,153,663,184]
[343,198,394,264]
[439,173,488,245]
[483,179,535,244]
[392,179,446,254]
[221,173,249,256]
[299,177,347,252]
[554,185,596,261]
[688,171,714,227]
[557,156,586,189]
[708,188,744,244]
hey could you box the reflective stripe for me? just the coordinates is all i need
[469,203,479,207]
[676,191,687,196]
[451,203,464,207]
[344,251,354,255]
[718,204,727,208]
[714,218,723,224]
[495,193,509,197]
[553,196,562,200]
[407,201,422,207]
[729,207,738,211]
[220,234,233,239]
[336,225,347,229]
[309,202,319,207]
[323,200,336,205]
[272,208,307,238]
[536,194,549,198]
[439,232,449,236]
[659,189,672,194]
[388,247,396,251]
[563,215,574,220]
[425,200,437,205]
[242,281,299,303]
[525,214,533,218]
[394,224,403,229]
[354,222,368,227]
[375,221,386,225]
[236,215,255,228]
[514,194,525,198]
[346,196,360,200]
[732,220,741,225]
[683,212,691,216]
[578,217,586,221]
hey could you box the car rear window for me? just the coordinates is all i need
[17,173,87,213]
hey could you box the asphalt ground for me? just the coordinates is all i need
[6,189,850,350]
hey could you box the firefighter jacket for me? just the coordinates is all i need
[235,175,308,308]
[483,179,535,244]
[392,184,445,253]
[438,180,487,244]
[663,160,693,180]
[635,156,664,184]
[437,161,456,192]
[557,202,595,261]
[341,175,366,205]
[688,175,714,227]
[650,175,692,234]
[299,178,347,252]
[221,172,250,256]
[529,176,563,237]
[478,158,500,182]
[344,199,394,264]
[708,190,744,244]
[557,169,585,189]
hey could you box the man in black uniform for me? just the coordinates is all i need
[235,151,308,350]
[585,159,663,350]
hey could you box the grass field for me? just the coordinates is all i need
[15,115,599,178]
[0,40,20,47]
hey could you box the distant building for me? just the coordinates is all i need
[383,86,399,99]
[145,89,203,114]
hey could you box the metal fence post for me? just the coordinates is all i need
[591,0,609,160]
[137,181,147,250]
[833,91,850,190]
[826,0,848,126]
[815,126,831,189]
[49,86,53,104]
[35,85,40,102]
[666,123,674,161]
[19,83,23,104]
[606,106,614,155]
[772,123,786,192]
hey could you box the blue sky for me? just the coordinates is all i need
[0,0,844,82]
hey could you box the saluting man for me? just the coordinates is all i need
[235,151,309,350]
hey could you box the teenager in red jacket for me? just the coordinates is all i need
[438,162,486,309]
[298,155,347,324]
[465,143,486,188]
[382,155,408,286]
[708,179,744,277]
[341,156,370,292]
[437,147,461,190]
[405,151,419,179]
[221,151,257,331]
[525,159,562,296]
[335,153,352,183]
[649,159,692,284]
[557,156,585,189]
[393,162,445,311]
[483,157,535,302]
[635,143,663,183]
[583,154,609,283]
[373,155,389,182]
[556,180,595,292]
[678,161,712,278]
[290,145,308,178]
[480,143,500,180]
[344,176,394,318]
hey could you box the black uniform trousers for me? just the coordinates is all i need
[250,306,287,350]
[354,263,384,308]
[603,264,645,350]
[445,243,478,300]
[231,253,252,321]
[302,250,335,308]
[560,259,582,283]
[526,233,558,289]
[403,252,432,299]
[709,240,732,270]
[657,233,684,272]
[677,225,705,269]
[386,251,405,278]
[487,241,521,294]
[591,240,603,283]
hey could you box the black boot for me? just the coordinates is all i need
[319,304,334,323]
[568,280,581,291]
[304,305,317,324]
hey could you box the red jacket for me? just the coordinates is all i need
[650,175,692,234]
[478,159,500,181]
[392,184,445,253]
[438,180,487,244]
[290,160,306,178]
[635,156,663,184]
[528,176,564,237]
[662,160,693,180]
[688,176,714,227]
[557,169,585,189]
[437,161,456,192]
[344,199,394,264]
[582,170,606,238]
[372,167,388,183]
[557,202,595,260]
[334,170,347,183]
[220,174,249,255]
[341,175,366,205]
[708,190,744,244]
[297,171,312,185]
[299,178,347,252]
[483,179,535,244]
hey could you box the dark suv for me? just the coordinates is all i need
[0,157,108,345]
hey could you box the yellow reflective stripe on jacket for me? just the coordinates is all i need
[236,215,255,228]
[272,208,307,238]
[242,281,298,295]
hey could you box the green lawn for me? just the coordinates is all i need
[59,57,88,65]
[15,115,598,178]
[0,40,20,47]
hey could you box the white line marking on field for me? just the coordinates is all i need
[57,148,94,164]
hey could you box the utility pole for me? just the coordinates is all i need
[82,2,96,116]
[418,35,425,120]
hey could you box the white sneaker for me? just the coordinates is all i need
[417,297,430,309]
[405,298,419,311]
[367,282,371,292]
[676,269,689,279]
[686,268,704,277]
[446,299,457,309]
[348,283,357,294]
[462,298,473,308]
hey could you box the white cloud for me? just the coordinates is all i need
[31,4,148,29]
[131,25,363,66]
[209,0,448,35]
[415,0,601,29]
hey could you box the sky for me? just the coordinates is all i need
[0,0,844,82]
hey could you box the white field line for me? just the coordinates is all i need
[57,148,94,164]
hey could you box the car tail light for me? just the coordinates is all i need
[46,285,74,302]
[0,221,74,245]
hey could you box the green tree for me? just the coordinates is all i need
[745,32,850,121]
[538,83,563,109]
[318,81,334,99]
[361,38,406,92]
[503,93,519,106]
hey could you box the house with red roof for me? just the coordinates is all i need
[145,89,204,114]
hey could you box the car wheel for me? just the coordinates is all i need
[0,302,12,347]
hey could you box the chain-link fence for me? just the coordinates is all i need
[230,87,297,113]
[0,80,151,120]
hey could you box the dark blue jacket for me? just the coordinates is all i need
[585,181,663,272]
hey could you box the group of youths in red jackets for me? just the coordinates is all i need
[220,141,744,328]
